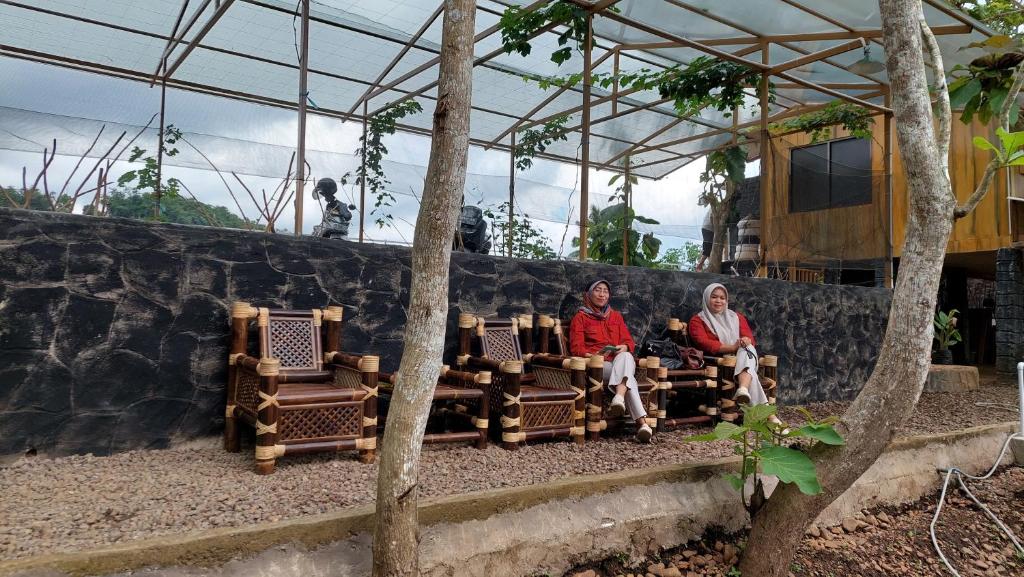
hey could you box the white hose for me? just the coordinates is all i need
[931,357,1023,577]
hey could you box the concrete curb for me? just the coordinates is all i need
[1,422,1019,577]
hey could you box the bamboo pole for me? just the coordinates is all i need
[579,13,593,261]
[294,0,310,236]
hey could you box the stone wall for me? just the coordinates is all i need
[996,247,1024,373]
[0,208,891,457]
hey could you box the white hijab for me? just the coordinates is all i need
[698,283,740,344]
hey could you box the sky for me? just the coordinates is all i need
[0,55,743,256]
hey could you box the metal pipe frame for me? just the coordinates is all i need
[164,0,237,80]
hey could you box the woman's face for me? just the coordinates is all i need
[709,287,728,314]
[591,283,610,308]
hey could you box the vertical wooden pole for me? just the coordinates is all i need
[294,0,310,236]
[571,357,586,445]
[612,47,619,116]
[758,43,770,277]
[579,13,593,261]
[500,362,523,450]
[359,101,368,243]
[359,355,379,464]
[254,357,280,475]
[586,354,604,441]
[884,92,894,288]
[154,63,167,220]
[622,159,630,267]
[509,130,516,257]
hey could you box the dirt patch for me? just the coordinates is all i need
[564,466,1024,577]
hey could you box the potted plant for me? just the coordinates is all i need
[932,309,962,365]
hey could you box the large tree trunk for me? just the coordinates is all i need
[739,1,956,575]
[371,2,475,577]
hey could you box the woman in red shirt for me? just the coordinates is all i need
[570,279,652,443]
[689,283,776,417]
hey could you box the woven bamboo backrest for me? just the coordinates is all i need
[259,310,323,374]
[479,319,523,362]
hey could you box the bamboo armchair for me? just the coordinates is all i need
[456,314,587,450]
[557,316,661,440]
[379,366,492,449]
[225,303,379,474]
[667,318,777,423]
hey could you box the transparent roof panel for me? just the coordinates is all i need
[0,0,997,179]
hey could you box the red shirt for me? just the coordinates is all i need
[569,310,636,359]
[688,313,756,355]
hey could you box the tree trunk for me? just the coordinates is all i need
[371,2,475,577]
[707,180,734,274]
[739,1,956,575]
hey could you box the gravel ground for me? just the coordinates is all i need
[566,465,1024,577]
[1,377,1019,561]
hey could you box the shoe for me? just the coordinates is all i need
[768,415,791,435]
[608,395,625,419]
[636,423,653,443]
[734,386,750,404]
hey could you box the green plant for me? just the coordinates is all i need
[571,161,662,266]
[499,1,619,65]
[971,126,1024,165]
[342,100,423,228]
[727,567,743,577]
[952,2,1024,38]
[514,116,570,171]
[482,202,556,260]
[769,101,875,143]
[686,405,844,516]
[118,125,183,216]
[933,309,962,350]
[948,35,1024,126]
[654,242,702,271]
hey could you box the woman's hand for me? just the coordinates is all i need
[616,344,628,353]
[739,336,752,349]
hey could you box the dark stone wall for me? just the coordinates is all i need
[0,208,891,457]
[996,248,1024,373]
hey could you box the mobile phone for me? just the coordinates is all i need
[599,344,619,354]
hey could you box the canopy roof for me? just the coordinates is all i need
[0,0,994,178]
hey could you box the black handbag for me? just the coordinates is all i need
[640,338,705,370]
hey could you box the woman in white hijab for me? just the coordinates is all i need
[688,283,777,415]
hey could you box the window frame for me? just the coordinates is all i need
[789,136,872,213]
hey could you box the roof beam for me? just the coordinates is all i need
[619,24,971,48]
[164,0,236,80]
[151,0,195,84]
[768,40,863,74]
[345,2,444,116]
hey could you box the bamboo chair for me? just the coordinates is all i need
[379,366,492,449]
[456,314,587,450]
[667,319,777,423]
[557,316,660,440]
[225,303,379,474]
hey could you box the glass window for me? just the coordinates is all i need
[790,137,872,212]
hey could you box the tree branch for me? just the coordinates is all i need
[920,17,950,178]
[954,59,1024,219]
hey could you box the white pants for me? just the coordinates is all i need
[603,352,646,420]
[736,346,769,406]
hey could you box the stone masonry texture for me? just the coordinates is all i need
[0,208,891,457]
[995,247,1024,373]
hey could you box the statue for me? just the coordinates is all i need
[311,178,355,239]
[453,205,491,254]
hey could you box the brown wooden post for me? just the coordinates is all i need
[509,130,516,257]
[644,356,660,430]
[666,317,684,345]
[359,101,368,243]
[517,314,533,354]
[474,370,491,450]
[457,313,475,357]
[704,363,719,423]
[499,360,524,450]
[622,158,631,267]
[761,355,778,405]
[585,354,605,441]
[758,43,770,277]
[324,305,344,354]
[294,0,310,236]
[553,319,565,355]
[718,355,738,422]
[226,302,257,453]
[579,12,593,261]
[570,356,587,445]
[358,355,380,463]
[254,357,281,475]
[883,92,894,289]
[656,366,669,432]
[537,315,554,354]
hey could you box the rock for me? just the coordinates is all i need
[722,544,739,564]
[571,570,596,577]
[877,512,893,524]
[647,563,665,576]
[864,514,879,526]
[924,365,979,393]
[682,550,696,559]
[841,518,860,533]
[661,567,682,577]
[830,526,844,535]
[713,541,724,552]
[806,525,821,538]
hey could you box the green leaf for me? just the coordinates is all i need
[949,78,982,109]
[794,423,845,446]
[634,215,659,224]
[742,403,777,424]
[997,127,1024,157]
[724,473,744,491]
[117,171,137,185]
[686,421,747,442]
[756,445,822,495]
[973,136,1004,162]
